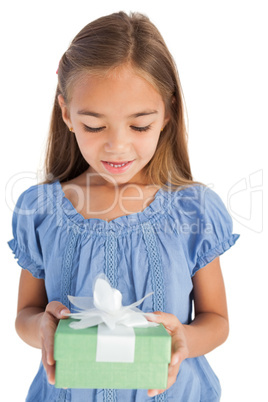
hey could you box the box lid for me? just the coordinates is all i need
[54,318,171,363]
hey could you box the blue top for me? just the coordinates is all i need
[8,180,240,402]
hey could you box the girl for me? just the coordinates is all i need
[8,11,240,402]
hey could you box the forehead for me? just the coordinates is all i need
[68,66,165,114]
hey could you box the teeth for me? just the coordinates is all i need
[107,162,127,168]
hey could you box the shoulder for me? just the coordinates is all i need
[13,182,57,219]
[166,184,240,276]
[163,184,235,237]
[166,184,226,217]
[9,181,60,250]
[8,183,54,279]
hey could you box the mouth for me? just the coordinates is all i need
[101,160,134,173]
[103,161,130,167]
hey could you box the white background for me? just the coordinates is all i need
[1,1,267,401]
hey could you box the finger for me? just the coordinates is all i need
[170,341,182,366]
[165,368,178,392]
[168,361,179,376]
[147,344,186,397]
[42,344,56,385]
[147,361,180,397]
[40,313,58,366]
[44,331,56,366]
[47,363,56,385]
[170,351,180,367]
[45,301,70,320]
[42,345,48,372]
[41,303,70,370]
[147,355,181,397]
[171,337,189,365]
[42,346,51,382]
[41,321,57,366]
[41,324,55,366]
[147,354,179,397]
[145,311,181,333]
[147,389,165,397]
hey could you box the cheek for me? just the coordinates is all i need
[75,131,98,148]
[135,135,160,157]
[74,134,97,159]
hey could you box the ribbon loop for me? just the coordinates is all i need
[67,274,158,330]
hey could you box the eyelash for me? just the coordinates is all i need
[82,124,152,133]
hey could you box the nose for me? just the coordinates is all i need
[104,128,130,153]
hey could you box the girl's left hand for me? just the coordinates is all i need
[145,311,189,398]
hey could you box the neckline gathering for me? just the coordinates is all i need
[53,179,171,231]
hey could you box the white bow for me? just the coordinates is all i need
[67,274,158,330]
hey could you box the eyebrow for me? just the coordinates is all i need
[77,109,158,118]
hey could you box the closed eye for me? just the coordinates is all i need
[82,124,152,133]
[131,125,151,132]
[83,125,105,133]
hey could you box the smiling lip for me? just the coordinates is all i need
[103,161,131,164]
[101,160,134,173]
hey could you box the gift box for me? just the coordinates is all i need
[54,317,171,389]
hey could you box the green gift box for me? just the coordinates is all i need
[54,318,171,389]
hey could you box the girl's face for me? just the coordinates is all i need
[58,65,169,187]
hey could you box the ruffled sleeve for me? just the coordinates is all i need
[180,185,240,277]
[7,185,45,279]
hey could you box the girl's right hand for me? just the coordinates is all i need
[39,301,70,385]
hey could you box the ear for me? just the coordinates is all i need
[57,94,72,128]
[162,114,171,130]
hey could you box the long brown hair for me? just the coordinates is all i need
[41,11,206,191]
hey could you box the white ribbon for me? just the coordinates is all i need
[67,273,158,330]
[67,274,158,363]
[96,323,136,362]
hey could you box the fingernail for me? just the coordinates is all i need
[60,309,69,317]
[171,356,179,366]
[150,390,159,397]
[144,313,158,321]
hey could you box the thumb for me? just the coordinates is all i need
[145,311,180,333]
[46,301,70,319]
